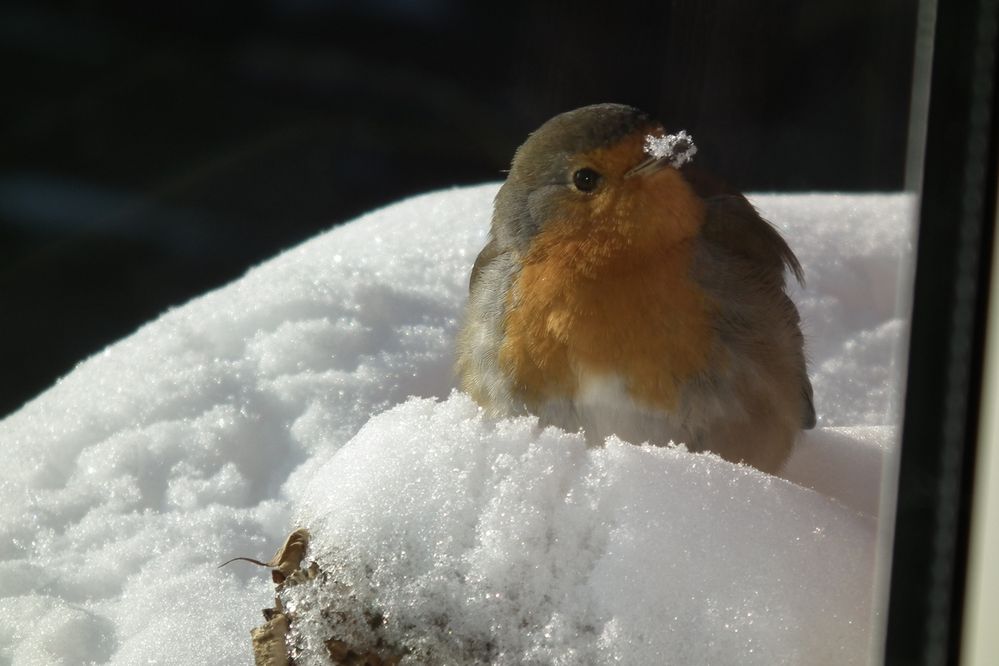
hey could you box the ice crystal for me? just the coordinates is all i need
[644,130,698,167]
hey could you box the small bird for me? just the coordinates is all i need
[456,103,815,474]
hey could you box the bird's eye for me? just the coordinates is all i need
[572,168,601,193]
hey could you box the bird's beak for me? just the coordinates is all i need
[625,155,671,179]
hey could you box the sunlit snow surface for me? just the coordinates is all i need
[0,185,913,664]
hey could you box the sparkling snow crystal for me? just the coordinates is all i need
[643,130,698,167]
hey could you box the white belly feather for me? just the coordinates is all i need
[538,371,692,448]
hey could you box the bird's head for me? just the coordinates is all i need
[493,104,705,262]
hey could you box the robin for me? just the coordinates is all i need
[455,103,815,474]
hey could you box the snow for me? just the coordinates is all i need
[643,130,698,167]
[289,397,875,665]
[0,184,913,664]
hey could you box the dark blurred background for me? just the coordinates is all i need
[1,0,916,417]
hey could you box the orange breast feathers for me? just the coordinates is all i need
[498,163,717,411]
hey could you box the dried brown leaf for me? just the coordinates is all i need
[251,612,290,666]
[220,528,311,581]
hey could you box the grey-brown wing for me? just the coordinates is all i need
[699,194,805,287]
[469,236,501,294]
[801,368,816,429]
[699,194,816,429]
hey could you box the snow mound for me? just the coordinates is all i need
[0,184,912,664]
[290,394,874,665]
